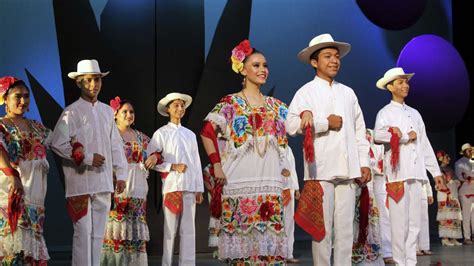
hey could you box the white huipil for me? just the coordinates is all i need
[454,156,474,240]
[374,100,441,266]
[52,97,128,196]
[147,122,204,266]
[283,146,299,260]
[286,76,370,266]
[0,120,52,263]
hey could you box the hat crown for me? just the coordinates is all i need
[384,67,409,78]
[461,143,472,151]
[76,59,102,74]
[309,33,335,47]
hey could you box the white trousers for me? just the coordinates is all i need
[417,194,430,251]
[72,192,111,266]
[460,193,474,239]
[284,190,296,259]
[373,175,392,258]
[162,192,196,266]
[311,180,356,266]
[389,180,421,266]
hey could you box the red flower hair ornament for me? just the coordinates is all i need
[230,39,254,73]
[110,96,121,112]
[0,76,20,105]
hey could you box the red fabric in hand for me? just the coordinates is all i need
[388,128,400,172]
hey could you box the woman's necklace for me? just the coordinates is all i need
[241,89,269,158]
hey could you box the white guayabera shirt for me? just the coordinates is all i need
[52,97,128,197]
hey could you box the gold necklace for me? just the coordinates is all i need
[241,90,269,158]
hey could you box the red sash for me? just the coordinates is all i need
[164,192,183,214]
[294,180,325,241]
[66,195,89,223]
[386,181,404,208]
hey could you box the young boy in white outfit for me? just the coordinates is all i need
[147,92,204,266]
[374,67,445,266]
[52,59,128,266]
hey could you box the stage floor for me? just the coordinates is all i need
[49,240,474,265]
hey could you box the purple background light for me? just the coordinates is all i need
[397,34,470,131]
[357,0,427,30]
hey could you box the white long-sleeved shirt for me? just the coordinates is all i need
[454,157,474,195]
[455,157,474,180]
[374,101,441,183]
[52,98,128,197]
[286,76,370,181]
[147,122,204,194]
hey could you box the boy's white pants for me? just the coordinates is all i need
[162,192,196,266]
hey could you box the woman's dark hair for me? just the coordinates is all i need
[242,48,262,64]
[116,99,134,111]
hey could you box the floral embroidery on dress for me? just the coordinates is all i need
[221,194,284,236]
[123,131,150,164]
[0,205,45,237]
[208,95,288,149]
[0,119,50,165]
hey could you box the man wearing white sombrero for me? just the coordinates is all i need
[454,143,474,244]
[286,33,371,265]
[147,92,204,266]
[52,59,128,266]
[373,67,445,265]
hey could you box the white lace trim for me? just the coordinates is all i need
[436,211,462,221]
[438,227,462,239]
[218,230,287,259]
[0,226,49,260]
[104,220,150,241]
[100,249,148,265]
[224,185,283,197]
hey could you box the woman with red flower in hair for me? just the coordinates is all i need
[0,76,52,264]
[100,97,162,265]
[201,40,290,265]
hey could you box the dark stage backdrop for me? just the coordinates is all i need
[0,0,471,255]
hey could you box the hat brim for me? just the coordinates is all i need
[157,93,192,117]
[376,73,414,90]
[67,71,110,79]
[297,41,351,64]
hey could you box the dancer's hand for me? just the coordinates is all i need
[294,190,300,200]
[213,163,227,185]
[428,196,434,205]
[327,114,343,131]
[389,127,402,138]
[92,153,105,167]
[196,192,204,204]
[171,163,187,173]
[9,176,24,196]
[144,154,158,169]
[281,168,290,177]
[358,167,372,184]
[408,131,417,142]
[115,180,126,194]
[300,111,313,130]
